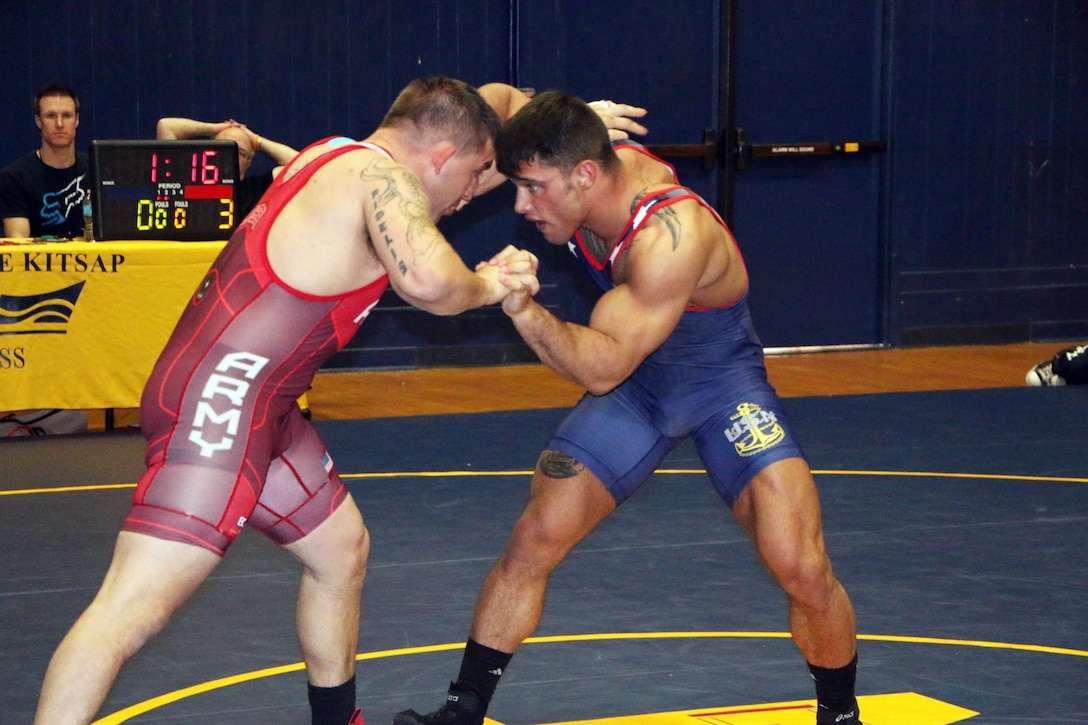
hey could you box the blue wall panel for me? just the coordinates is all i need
[887,0,1088,343]
[3,0,1086,366]
[0,1,512,164]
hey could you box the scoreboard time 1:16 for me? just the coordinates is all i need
[89,140,241,241]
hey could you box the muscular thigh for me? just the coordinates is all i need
[732,456,827,570]
[516,450,618,556]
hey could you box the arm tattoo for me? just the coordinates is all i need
[539,450,586,479]
[360,159,438,277]
[658,205,683,250]
[579,227,610,262]
[630,189,683,251]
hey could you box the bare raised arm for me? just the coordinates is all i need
[471,85,650,198]
[247,132,298,166]
[476,84,650,140]
[156,117,229,140]
[474,84,533,196]
[477,83,533,123]
[157,117,298,167]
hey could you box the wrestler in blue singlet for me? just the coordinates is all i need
[548,184,806,506]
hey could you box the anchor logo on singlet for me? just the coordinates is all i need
[723,402,784,457]
[188,351,269,458]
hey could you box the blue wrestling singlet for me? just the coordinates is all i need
[551,185,806,506]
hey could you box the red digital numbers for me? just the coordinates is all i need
[193,151,220,184]
[150,151,220,184]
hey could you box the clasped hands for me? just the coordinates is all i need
[205,119,260,152]
[477,245,540,314]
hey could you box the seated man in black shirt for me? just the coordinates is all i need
[0,83,90,239]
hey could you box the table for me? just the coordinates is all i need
[0,239,225,410]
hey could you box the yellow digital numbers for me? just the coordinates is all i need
[219,199,234,230]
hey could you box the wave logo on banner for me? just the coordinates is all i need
[0,281,86,336]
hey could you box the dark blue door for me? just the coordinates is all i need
[731,0,886,348]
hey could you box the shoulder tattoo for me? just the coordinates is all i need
[631,190,683,251]
[658,205,683,251]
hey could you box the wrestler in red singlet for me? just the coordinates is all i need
[126,139,389,555]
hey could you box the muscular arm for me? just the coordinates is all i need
[361,155,520,315]
[478,83,533,123]
[477,84,649,139]
[474,84,533,196]
[504,209,706,395]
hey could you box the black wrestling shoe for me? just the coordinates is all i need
[393,684,484,725]
[816,699,861,724]
[816,702,861,724]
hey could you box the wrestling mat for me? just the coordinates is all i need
[1,386,1085,724]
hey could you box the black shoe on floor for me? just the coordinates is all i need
[392,684,484,725]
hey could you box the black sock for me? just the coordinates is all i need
[308,676,356,725]
[808,653,858,713]
[453,638,513,709]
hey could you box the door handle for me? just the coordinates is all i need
[645,129,886,173]
[645,128,719,171]
[735,128,886,171]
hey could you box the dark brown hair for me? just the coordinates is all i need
[380,76,500,155]
[497,90,619,178]
[34,83,80,115]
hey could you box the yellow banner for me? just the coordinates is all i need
[0,239,224,409]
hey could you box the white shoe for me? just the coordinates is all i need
[1026,360,1065,386]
